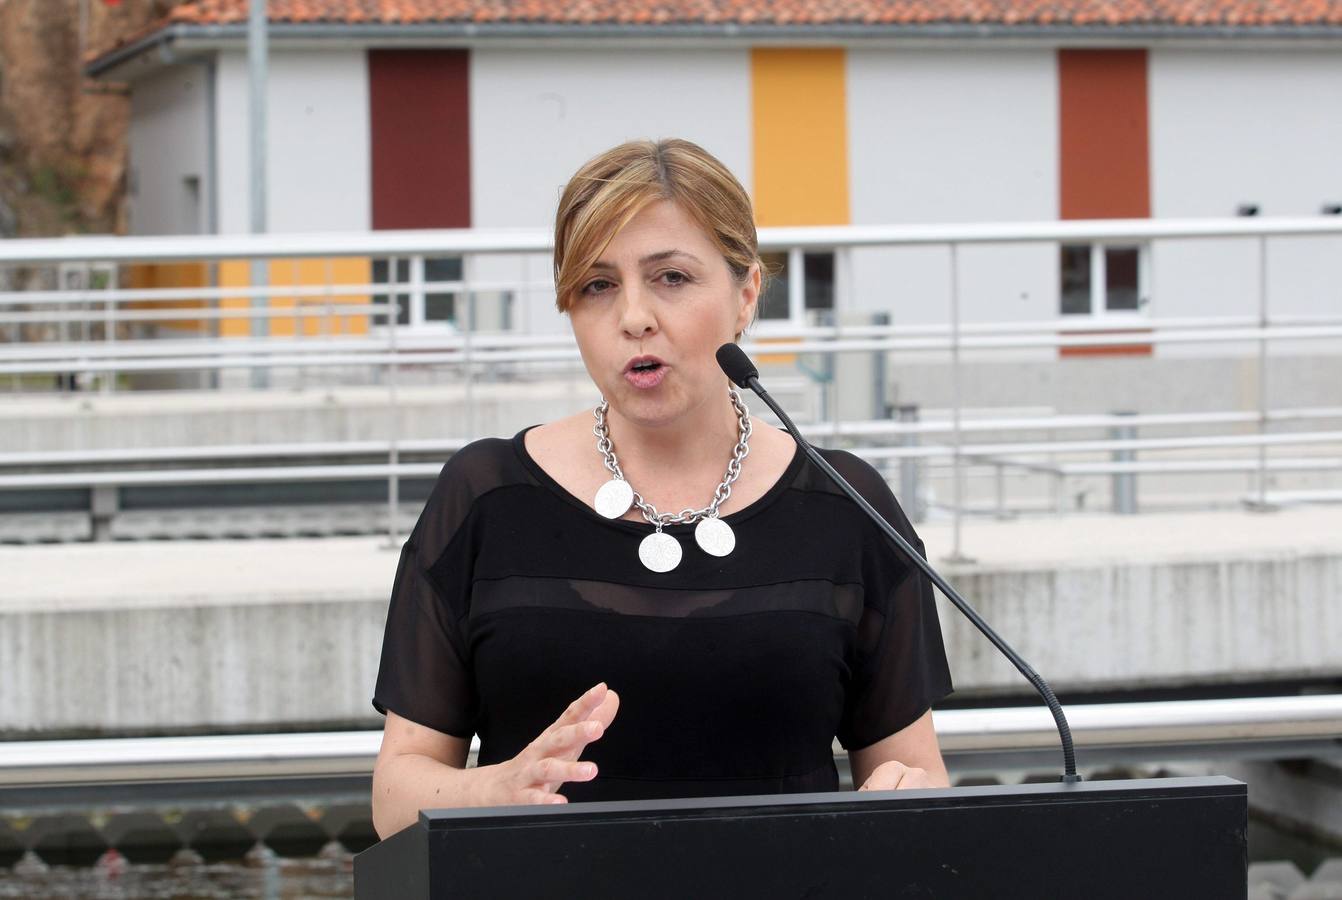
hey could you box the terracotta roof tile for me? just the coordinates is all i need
[88,0,1342,73]
[146,0,1342,28]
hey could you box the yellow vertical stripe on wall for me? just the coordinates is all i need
[751,48,850,227]
[218,258,372,338]
[125,263,210,333]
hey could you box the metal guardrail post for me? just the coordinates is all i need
[90,484,118,542]
[897,404,923,523]
[1111,410,1138,514]
[1252,235,1273,512]
[994,463,1007,519]
[464,254,476,440]
[946,243,973,563]
[386,256,400,548]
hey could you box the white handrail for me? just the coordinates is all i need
[0,694,1336,785]
[2,216,1340,267]
[1,434,1337,490]
[2,407,1339,470]
[6,324,1342,376]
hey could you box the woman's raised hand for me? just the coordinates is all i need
[479,682,620,806]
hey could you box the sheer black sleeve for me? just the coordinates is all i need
[824,451,955,752]
[371,440,508,739]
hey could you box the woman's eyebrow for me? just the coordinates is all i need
[591,250,704,270]
[641,249,703,266]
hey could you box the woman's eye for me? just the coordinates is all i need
[581,278,614,295]
[658,270,689,286]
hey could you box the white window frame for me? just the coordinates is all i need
[372,254,463,336]
[753,247,842,334]
[1061,241,1151,320]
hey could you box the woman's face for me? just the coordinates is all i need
[567,199,759,429]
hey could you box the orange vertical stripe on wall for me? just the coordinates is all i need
[751,48,850,227]
[217,258,372,338]
[1058,49,1150,220]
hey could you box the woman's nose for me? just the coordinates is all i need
[618,285,657,337]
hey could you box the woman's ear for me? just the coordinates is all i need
[734,262,761,339]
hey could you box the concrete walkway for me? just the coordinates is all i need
[4,506,1339,612]
[919,505,1342,571]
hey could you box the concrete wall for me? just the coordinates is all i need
[128,62,213,236]
[3,519,1338,736]
[939,553,1342,695]
[214,50,371,234]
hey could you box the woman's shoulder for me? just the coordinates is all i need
[803,444,920,546]
[809,445,888,497]
[408,432,533,552]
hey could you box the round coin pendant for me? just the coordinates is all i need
[694,516,736,558]
[593,479,634,519]
[638,531,682,573]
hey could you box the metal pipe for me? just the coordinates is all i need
[3,216,1342,267]
[1255,235,1272,510]
[4,694,1339,786]
[1111,411,1138,514]
[10,324,1342,375]
[247,0,269,389]
[386,256,400,548]
[2,449,1337,491]
[947,243,972,563]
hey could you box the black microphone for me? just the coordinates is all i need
[717,342,1081,783]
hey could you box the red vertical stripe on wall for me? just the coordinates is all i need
[1058,49,1150,220]
[369,50,470,229]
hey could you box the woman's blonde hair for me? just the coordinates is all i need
[552,138,762,316]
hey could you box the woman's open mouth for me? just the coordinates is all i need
[624,356,668,389]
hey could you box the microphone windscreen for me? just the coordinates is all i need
[716,343,759,388]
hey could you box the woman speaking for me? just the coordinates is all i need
[370,139,954,838]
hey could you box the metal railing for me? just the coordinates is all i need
[3,216,1341,552]
[1,694,1338,786]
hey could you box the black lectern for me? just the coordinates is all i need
[355,776,1245,899]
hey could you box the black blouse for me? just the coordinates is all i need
[372,428,953,802]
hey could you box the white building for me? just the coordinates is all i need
[88,1,1342,364]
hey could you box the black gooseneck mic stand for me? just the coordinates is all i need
[717,342,1080,783]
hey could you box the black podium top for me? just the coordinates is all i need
[356,776,1246,899]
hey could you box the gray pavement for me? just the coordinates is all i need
[4,506,1339,612]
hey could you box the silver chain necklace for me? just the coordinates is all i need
[592,389,752,573]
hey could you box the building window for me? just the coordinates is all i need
[372,256,463,328]
[1060,243,1148,316]
[758,250,835,323]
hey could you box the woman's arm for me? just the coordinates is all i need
[372,712,478,838]
[371,684,621,838]
[848,709,950,791]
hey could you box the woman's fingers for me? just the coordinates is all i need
[859,761,931,792]
[521,788,568,805]
[527,684,613,757]
[506,684,621,803]
[590,689,620,731]
[545,719,605,756]
[553,683,608,730]
[533,758,598,788]
[896,767,936,790]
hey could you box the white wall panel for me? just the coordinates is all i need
[215,50,371,235]
[128,63,211,236]
[1151,49,1342,357]
[846,49,1058,345]
[470,49,752,334]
